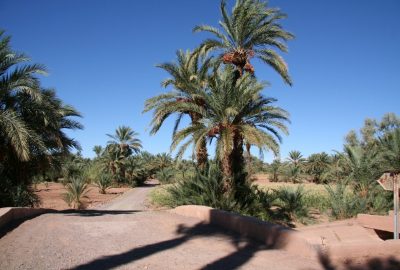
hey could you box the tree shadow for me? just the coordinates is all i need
[70,220,277,270]
[58,209,141,217]
[0,212,47,238]
[318,251,400,270]
[0,209,141,238]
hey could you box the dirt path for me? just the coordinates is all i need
[0,181,323,269]
[96,182,156,211]
[0,211,321,270]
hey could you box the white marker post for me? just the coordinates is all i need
[394,175,399,240]
[377,172,399,240]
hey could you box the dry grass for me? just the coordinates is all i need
[252,173,329,196]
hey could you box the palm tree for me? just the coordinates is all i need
[286,150,305,167]
[172,68,289,191]
[101,144,126,180]
[144,50,212,170]
[153,153,173,170]
[93,145,103,158]
[194,0,294,82]
[269,159,282,182]
[285,150,304,183]
[341,145,381,200]
[107,126,142,156]
[305,152,331,184]
[0,30,48,162]
[0,31,83,206]
[379,128,400,174]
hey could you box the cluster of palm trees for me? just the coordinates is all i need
[92,126,143,183]
[89,126,188,186]
[269,113,400,188]
[144,0,293,192]
[0,31,82,206]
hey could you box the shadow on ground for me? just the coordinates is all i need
[58,209,141,216]
[70,220,278,270]
[0,209,141,239]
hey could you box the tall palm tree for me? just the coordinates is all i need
[106,126,142,182]
[153,153,173,170]
[172,68,289,191]
[0,30,48,162]
[0,31,82,206]
[93,145,103,158]
[305,152,331,184]
[144,50,212,170]
[107,126,142,156]
[193,0,294,82]
[286,150,304,167]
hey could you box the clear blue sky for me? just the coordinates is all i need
[1,0,399,161]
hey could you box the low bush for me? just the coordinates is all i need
[156,168,175,184]
[95,174,112,194]
[159,165,310,226]
[63,177,89,209]
[325,181,363,219]
[273,186,311,225]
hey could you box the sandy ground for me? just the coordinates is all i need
[34,182,131,210]
[0,182,324,270]
[0,213,321,270]
[2,179,399,269]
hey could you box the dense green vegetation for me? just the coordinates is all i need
[0,30,82,207]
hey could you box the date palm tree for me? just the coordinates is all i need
[93,145,103,158]
[0,31,82,206]
[194,0,294,82]
[106,126,142,182]
[107,126,142,156]
[379,128,400,174]
[172,68,289,191]
[286,150,304,166]
[0,30,48,162]
[144,50,213,170]
[305,152,331,184]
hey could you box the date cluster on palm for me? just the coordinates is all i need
[222,49,255,75]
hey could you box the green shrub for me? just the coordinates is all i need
[95,174,112,194]
[0,173,40,207]
[63,177,89,209]
[303,192,330,212]
[274,186,311,224]
[156,168,175,184]
[325,181,364,219]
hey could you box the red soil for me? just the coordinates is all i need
[33,182,131,210]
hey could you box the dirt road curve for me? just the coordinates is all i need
[0,183,321,270]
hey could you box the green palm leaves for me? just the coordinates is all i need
[144,0,292,193]
[0,31,82,165]
[144,50,210,169]
[171,69,289,180]
[194,0,294,82]
[107,125,142,155]
[0,31,82,206]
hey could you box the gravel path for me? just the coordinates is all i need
[0,182,322,270]
[96,184,154,211]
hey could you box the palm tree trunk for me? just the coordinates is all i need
[189,112,208,170]
[196,137,208,171]
[230,130,245,177]
[221,154,232,192]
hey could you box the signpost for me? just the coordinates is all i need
[377,172,399,240]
